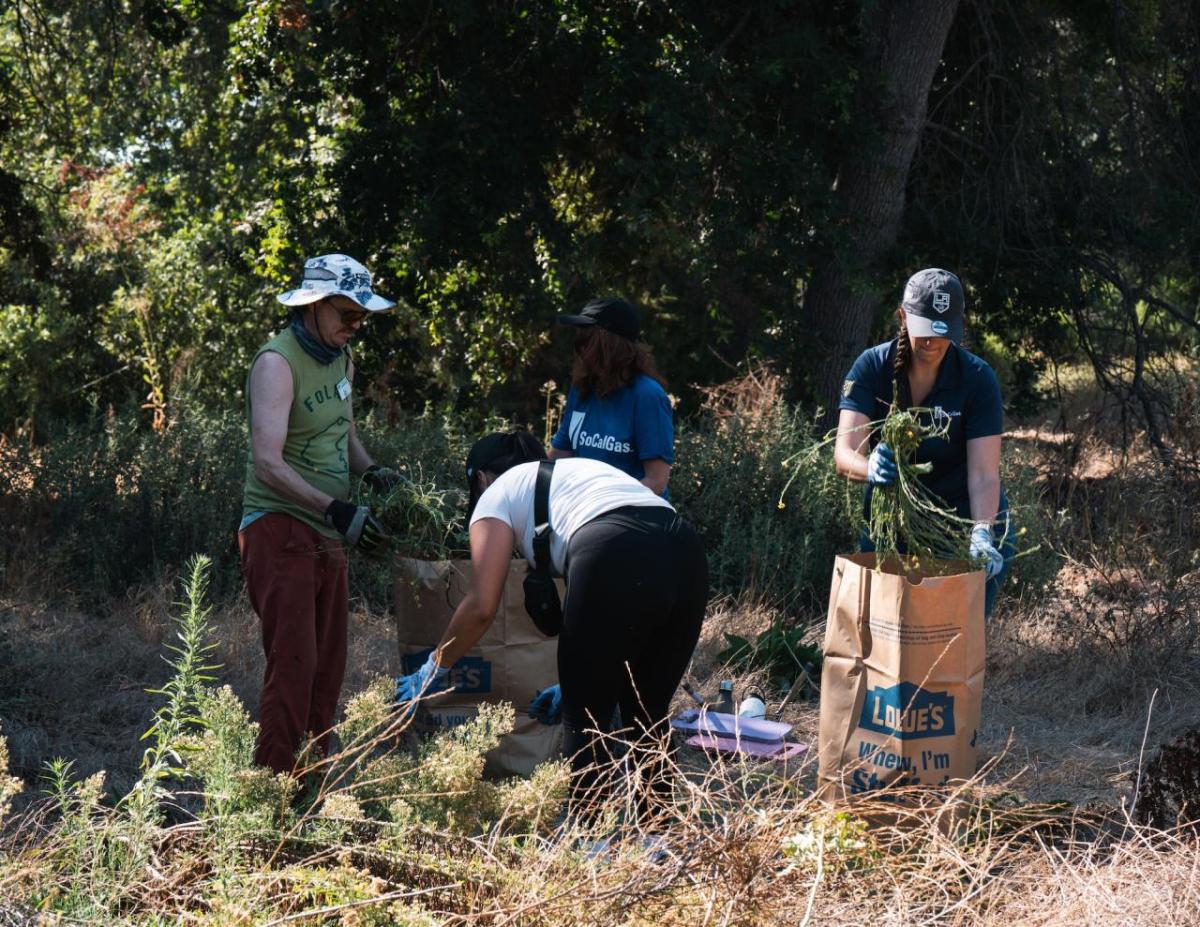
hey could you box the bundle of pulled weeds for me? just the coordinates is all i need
[866,404,978,573]
[356,467,469,560]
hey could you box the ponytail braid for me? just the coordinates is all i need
[893,315,914,410]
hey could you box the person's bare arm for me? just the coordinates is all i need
[249,352,336,514]
[431,518,513,667]
[834,409,873,482]
[344,358,376,474]
[547,446,575,460]
[966,435,1002,525]
[640,458,671,495]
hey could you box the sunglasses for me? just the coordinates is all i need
[323,300,369,326]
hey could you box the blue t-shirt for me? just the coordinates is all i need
[838,341,1003,516]
[550,374,674,485]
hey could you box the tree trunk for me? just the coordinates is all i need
[802,0,960,422]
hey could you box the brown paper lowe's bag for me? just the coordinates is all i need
[396,557,563,778]
[817,553,985,802]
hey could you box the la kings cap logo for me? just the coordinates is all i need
[932,290,951,313]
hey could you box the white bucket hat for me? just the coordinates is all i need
[276,254,396,311]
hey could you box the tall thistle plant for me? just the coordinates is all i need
[124,554,218,822]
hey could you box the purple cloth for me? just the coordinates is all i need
[685,734,808,759]
[670,709,792,743]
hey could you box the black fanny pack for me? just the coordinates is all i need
[523,459,563,637]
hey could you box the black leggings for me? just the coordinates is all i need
[558,505,708,821]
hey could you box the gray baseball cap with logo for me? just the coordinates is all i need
[902,267,965,342]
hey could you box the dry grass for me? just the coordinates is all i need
[2,562,1198,924]
[0,580,397,803]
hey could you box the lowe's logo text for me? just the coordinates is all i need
[405,649,492,694]
[859,682,955,740]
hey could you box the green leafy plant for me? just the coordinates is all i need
[782,810,877,873]
[674,365,854,610]
[124,554,218,823]
[718,619,823,692]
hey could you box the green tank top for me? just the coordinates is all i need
[241,327,353,538]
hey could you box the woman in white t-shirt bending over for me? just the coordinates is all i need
[395,431,708,820]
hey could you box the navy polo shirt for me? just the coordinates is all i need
[839,341,1003,517]
[551,374,674,486]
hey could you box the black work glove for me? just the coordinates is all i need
[324,499,389,554]
[361,464,402,494]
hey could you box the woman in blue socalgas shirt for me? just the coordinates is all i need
[549,297,674,496]
[833,268,1012,617]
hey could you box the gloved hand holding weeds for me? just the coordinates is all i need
[867,442,898,486]
[969,522,1004,579]
[529,685,563,725]
[394,654,450,717]
[361,464,403,494]
[324,499,389,554]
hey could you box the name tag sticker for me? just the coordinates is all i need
[336,377,352,401]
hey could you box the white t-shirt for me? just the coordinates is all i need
[469,457,673,575]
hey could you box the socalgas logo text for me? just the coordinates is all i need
[568,411,632,454]
[858,682,955,740]
[404,649,492,694]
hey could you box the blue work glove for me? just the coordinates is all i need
[529,685,563,726]
[969,523,1005,579]
[867,442,898,485]
[395,654,450,714]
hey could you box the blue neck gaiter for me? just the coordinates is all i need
[290,314,342,366]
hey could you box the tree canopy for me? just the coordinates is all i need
[1,0,1197,439]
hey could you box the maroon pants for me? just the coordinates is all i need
[239,513,348,774]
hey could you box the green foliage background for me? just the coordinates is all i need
[1,0,1197,435]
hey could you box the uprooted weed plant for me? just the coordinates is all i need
[2,556,1199,925]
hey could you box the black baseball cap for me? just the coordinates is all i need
[464,431,546,481]
[465,433,511,482]
[902,268,965,343]
[556,296,641,341]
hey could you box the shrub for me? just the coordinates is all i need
[671,365,855,612]
[0,403,474,605]
[2,401,247,602]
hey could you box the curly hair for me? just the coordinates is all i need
[571,327,667,400]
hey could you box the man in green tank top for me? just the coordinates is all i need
[239,253,402,775]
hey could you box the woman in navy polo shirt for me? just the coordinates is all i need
[833,268,1012,616]
[549,297,674,496]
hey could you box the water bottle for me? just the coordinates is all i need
[714,680,735,715]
